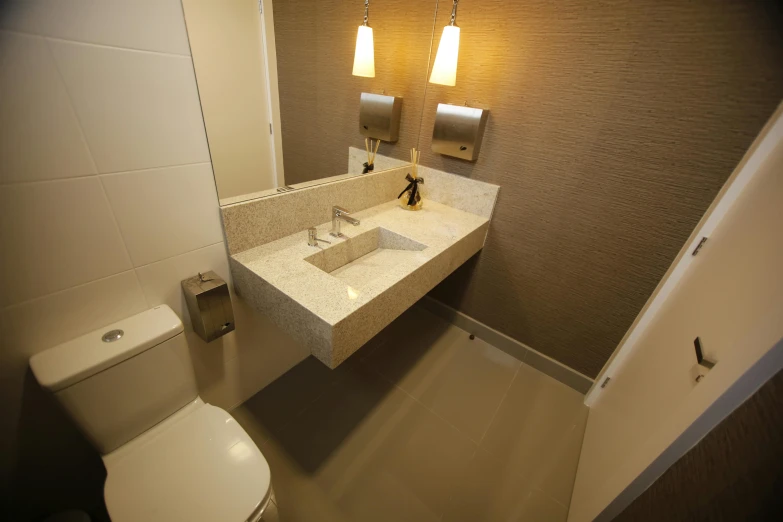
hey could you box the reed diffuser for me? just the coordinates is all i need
[398,148,424,211]
[363,137,380,173]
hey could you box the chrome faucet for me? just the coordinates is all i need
[307,227,331,247]
[330,206,360,238]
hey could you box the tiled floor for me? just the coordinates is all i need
[232,306,589,522]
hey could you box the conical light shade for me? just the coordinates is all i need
[352,25,375,77]
[429,25,460,86]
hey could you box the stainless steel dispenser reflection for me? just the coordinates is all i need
[431,103,489,161]
[181,271,235,342]
[359,92,403,142]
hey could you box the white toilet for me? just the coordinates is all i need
[29,305,272,522]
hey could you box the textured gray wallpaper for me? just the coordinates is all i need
[421,0,783,377]
[271,0,436,184]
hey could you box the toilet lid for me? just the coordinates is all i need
[103,403,270,522]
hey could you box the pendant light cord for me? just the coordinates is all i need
[363,0,369,26]
[449,0,459,26]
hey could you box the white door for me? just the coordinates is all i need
[569,107,783,521]
[182,0,280,201]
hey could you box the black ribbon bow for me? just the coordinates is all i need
[362,162,375,174]
[397,173,425,206]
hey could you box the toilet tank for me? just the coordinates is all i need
[29,305,198,455]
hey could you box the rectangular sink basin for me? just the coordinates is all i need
[305,227,427,289]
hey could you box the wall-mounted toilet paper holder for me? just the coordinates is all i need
[181,271,235,342]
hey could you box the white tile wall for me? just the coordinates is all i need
[0,2,41,33]
[24,0,192,55]
[0,3,308,515]
[48,38,210,173]
[188,299,310,410]
[102,163,224,266]
[135,242,310,391]
[0,32,96,183]
[0,271,148,361]
[134,242,233,330]
[0,178,132,306]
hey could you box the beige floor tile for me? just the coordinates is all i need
[519,490,569,522]
[415,335,520,441]
[266,365,401,474]
[264,365,477,522]
[231,344,377,441]
[230,402,275,447]
[480,364,587,506]
[262,441,351,522]
[230,356,335,445]
[365,308,460,383]
[368,309,520,441]
[442,448,532,522]
[534,407,589,506]
[261,498,279,521]
[445,455,568,522]
[234,309,587,521]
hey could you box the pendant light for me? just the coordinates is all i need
[429,0,461,86]
[352,0,375,77]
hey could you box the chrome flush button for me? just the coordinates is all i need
[102,329,124,343]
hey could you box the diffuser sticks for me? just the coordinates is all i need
[363,138,381,173]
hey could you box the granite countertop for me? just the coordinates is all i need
[232,199,489,328]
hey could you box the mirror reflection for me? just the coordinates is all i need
[182,0,440,205]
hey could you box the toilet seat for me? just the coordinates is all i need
[103,400,271,522]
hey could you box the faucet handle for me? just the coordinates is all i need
[308,227,331,247]
[332,205,350,216]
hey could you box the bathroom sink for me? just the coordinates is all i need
[229,199,492,368]
[305,227,427,289]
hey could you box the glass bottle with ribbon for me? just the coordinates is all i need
[398,148,424,211]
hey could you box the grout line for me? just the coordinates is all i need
[97,161,213,178]
[42,30,142,299]
[40,35,100,175]
[131,240,225,270]
[43,35,191,58]
[178,10,221,203]
[0,162,213,187]
[561,411,590,511]
[264,342,387,431]
[1,240,227,312]
[265,384,331,436]
[248,357,364,440]
[0,30,192,59]
[442,447,479,520]
[532,485,570,511]
[365,363,479,445]
[96,175,136,270]
[549,493,570,510]
[0,173,98,187]
[131,269,151,309]
[369,365,486,518]
[477,363,522,445]
[0,269,138,311]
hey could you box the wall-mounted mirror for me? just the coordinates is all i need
[182,0,439,205]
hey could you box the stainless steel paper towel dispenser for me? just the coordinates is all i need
[181,271,235,342]
[431,103,489,161]
[359,92,402,142]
